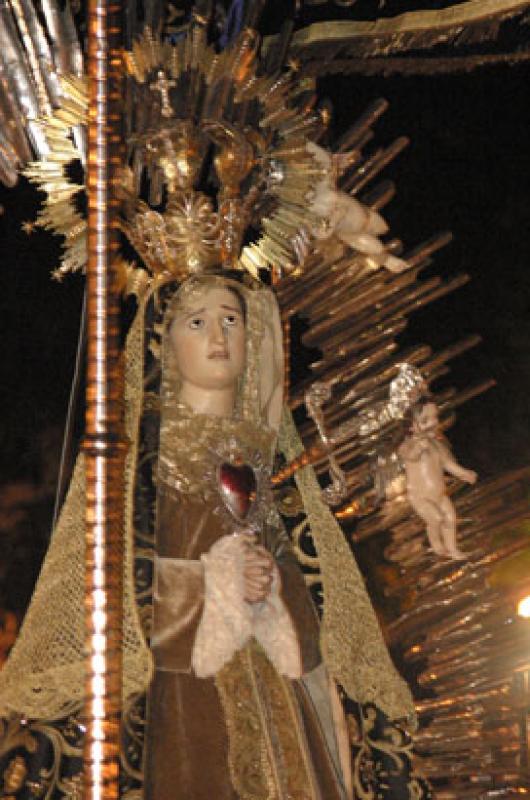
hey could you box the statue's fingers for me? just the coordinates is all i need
[252,545,274,561]
[244,582,271,602]
[244,569,273,585]
[243,552,274,571]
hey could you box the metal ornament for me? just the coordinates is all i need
[305,363,427,505]
[218,461,258,524]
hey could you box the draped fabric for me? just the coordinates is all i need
[145,491,347,800]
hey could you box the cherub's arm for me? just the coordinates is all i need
[436,440,477,484]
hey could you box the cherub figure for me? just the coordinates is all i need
[398,402,477,559]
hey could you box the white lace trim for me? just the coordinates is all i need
[192,536,302,678]
[253,570,302,678]
[192,535,253,677]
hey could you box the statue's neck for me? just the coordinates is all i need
[178,383,236,418]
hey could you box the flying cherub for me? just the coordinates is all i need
[398,402,477,559]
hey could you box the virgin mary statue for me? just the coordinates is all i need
[143,273,352,798]
[0,20,418,800]
[0,264,415,800]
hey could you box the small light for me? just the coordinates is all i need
[517,596,530,618]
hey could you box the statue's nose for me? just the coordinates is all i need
[210,319,226,346]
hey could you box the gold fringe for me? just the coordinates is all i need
[279,0,530,60]
[216,642,319,800]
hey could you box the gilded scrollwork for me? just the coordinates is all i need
[348,704,432,800]
[0,715,83,800]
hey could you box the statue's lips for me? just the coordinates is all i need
[208,350,229,359]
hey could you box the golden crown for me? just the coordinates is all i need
[22,24,336,291]
[23,20,406,295]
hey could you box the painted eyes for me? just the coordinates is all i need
[187,314,240,331]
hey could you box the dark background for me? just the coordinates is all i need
[0,13,528,616]
[321,63,530,478]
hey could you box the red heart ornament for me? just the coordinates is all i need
[218,462,257,522]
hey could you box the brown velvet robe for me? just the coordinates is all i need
[144,489,349,800]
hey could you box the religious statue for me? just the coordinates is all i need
[398,401,477,559]
[0,7,438,799]
[143,274,352,798]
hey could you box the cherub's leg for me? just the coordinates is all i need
[439,495,466,559]
[409,496,445,555]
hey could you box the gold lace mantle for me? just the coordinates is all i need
[0,306,151,719]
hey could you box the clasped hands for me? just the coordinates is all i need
[237,532,276,604]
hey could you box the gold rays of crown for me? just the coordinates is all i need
[22,22,333,291]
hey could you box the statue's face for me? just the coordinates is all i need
[169,284,246,393]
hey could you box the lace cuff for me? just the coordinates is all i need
[253,570,303,678]
[191,535,253,678]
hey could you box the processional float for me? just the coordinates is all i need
[0,2,529,800]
